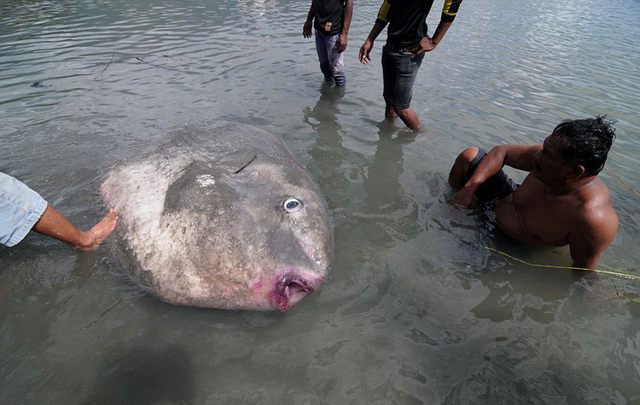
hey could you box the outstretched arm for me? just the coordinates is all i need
[33,206,118,251]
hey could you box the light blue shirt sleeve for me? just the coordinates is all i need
[0,172,48,247]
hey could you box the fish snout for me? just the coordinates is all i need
[275,272,323,312]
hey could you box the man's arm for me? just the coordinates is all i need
[406,0,462,55]
[451,144,541,208]
[359,21,385,64]
[405,21,452,55]
[335,0,353,53]
[568,207,619,270]
[359,0,389,64]
[303,0,317,38]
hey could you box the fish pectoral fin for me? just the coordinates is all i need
[163,161,239,214]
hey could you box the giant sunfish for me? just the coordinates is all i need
[100,123,333,311]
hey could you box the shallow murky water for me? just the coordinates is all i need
[1,0,640,403]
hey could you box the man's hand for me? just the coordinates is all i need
[303,20,313,38]
[450,186,475,209]
[359,40,373,64]
[404,36,436,56]
[336,34,348,53]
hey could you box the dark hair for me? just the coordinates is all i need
[552,116,616,176]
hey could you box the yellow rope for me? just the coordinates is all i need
[610,276,640,304]
[605,166,640,199]
[483,245,640,280]
[483,245,640,303]
[479,165,640,301]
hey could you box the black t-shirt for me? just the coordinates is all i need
[376,0,462,47]
[314,0,346,36]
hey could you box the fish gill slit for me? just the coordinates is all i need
[234,154,258,174]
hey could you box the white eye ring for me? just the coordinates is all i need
[284,198,302,213]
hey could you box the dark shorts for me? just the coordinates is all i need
[381,43,425,110]
[467,149,519,203]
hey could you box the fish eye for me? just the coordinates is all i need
[284,198,302,213]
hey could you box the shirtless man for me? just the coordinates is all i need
[1,172,118,251]
[448,116,618,270]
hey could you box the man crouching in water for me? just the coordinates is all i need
[449,116,618,270]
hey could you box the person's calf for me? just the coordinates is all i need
[385,106,398,118]
[395,107,420,131]
[319,62,332,81]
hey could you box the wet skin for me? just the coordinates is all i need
[451,135,619,270]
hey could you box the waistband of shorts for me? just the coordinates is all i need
[384,41,412,50]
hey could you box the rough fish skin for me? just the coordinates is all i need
[100,123,333,311]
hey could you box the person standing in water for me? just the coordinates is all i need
[359,0,463,131]
[303,0,353,87]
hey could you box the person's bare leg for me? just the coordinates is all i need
[448,147,479,187]
[395,107,420,131]
[32,206,118,251]
[384,98,398,124]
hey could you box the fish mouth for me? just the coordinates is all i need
[276,274,316,312]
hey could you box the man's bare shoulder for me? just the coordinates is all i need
[579,178,615,211]
[573,179,618,235]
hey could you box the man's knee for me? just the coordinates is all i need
[457,147,480,166]
[449,147,480,186]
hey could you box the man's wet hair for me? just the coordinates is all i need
[552,115,616,177]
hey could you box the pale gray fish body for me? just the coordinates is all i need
[101,123,333,311]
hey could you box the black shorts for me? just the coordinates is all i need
[467,149,518,203]
[381,43,425,110]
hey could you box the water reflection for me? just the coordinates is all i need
[304,84,421,250]
[303,83,350,207]
[80,345,194,405]
[470,258,581,324]
[363,122,420,247]
[302,85,423,332]
[458,204,588,324]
